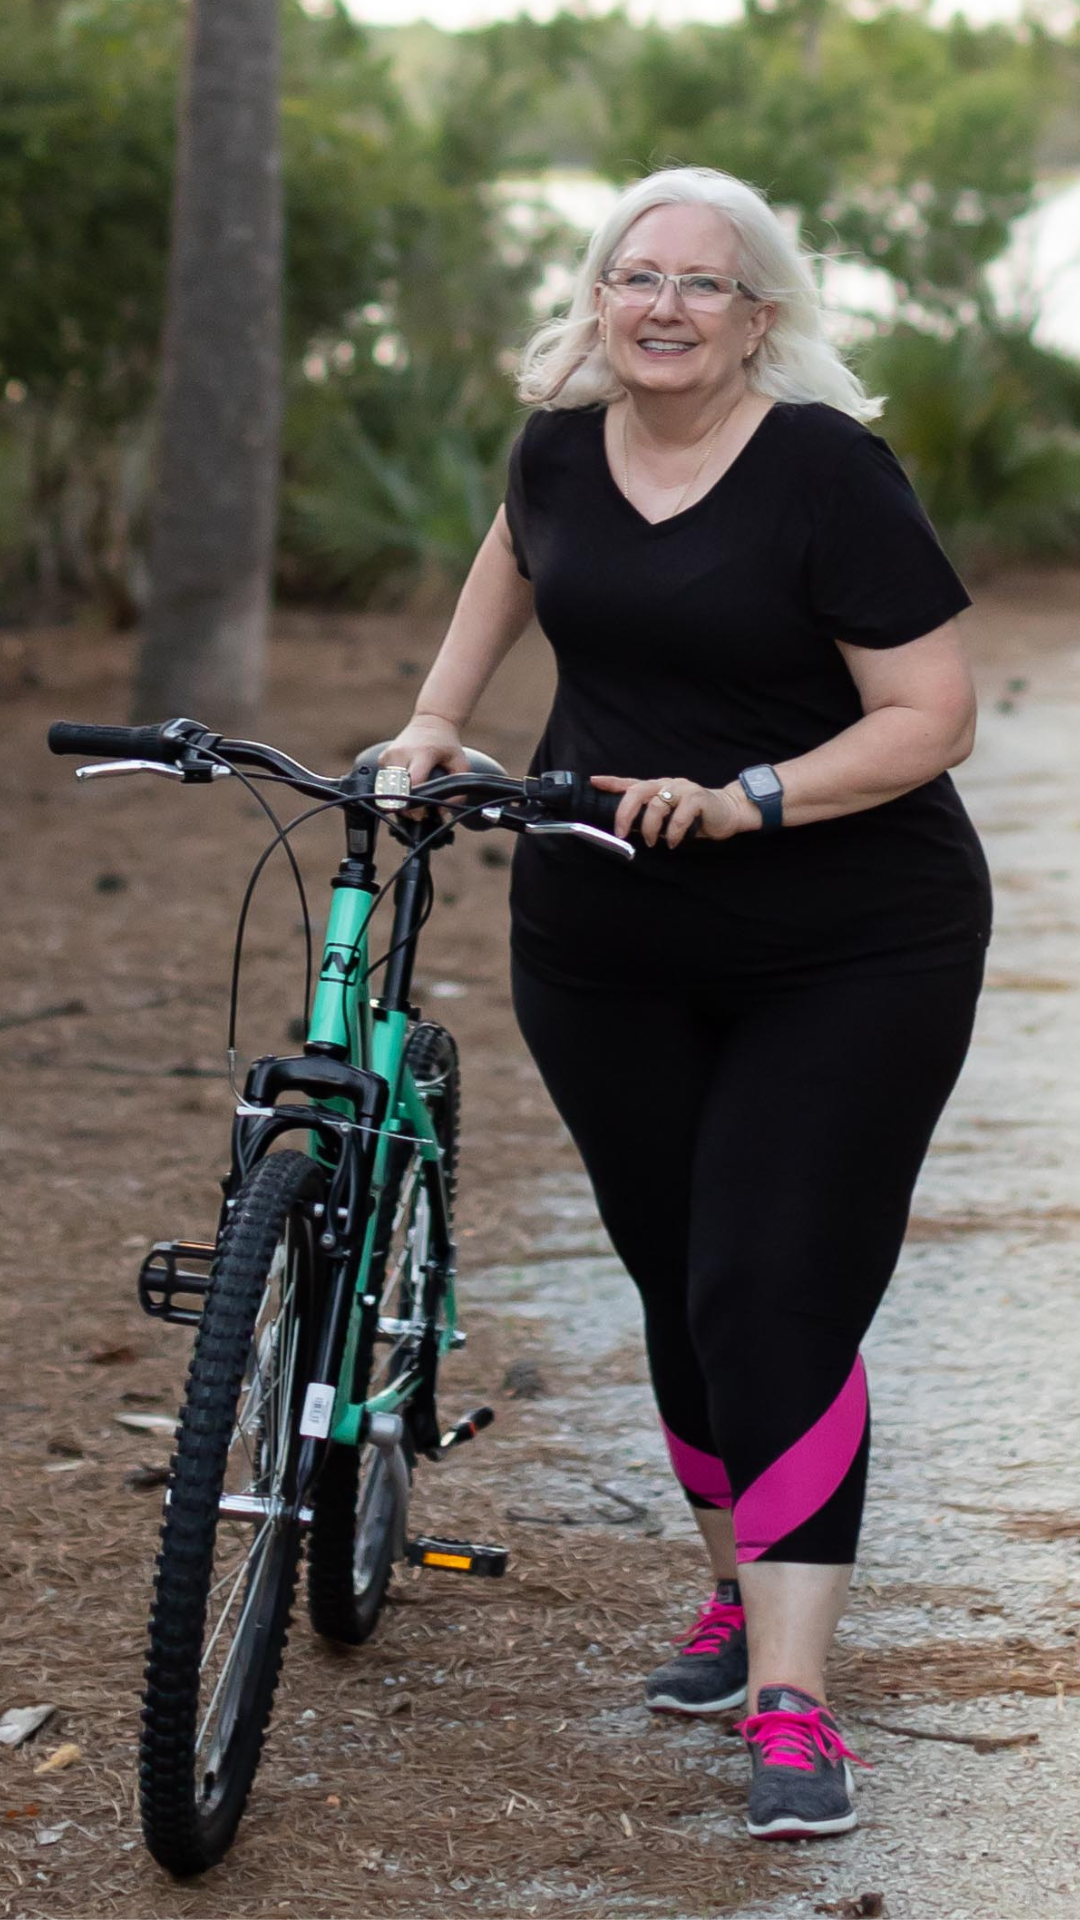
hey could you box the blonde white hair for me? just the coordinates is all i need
[516,165,885,424]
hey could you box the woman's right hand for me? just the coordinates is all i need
[378,714,471,818]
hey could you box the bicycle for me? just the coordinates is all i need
[47,714,640,1877]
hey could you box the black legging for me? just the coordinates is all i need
[510,950,985,1565]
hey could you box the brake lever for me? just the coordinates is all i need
[524,819,635,861]
[74,760,233,782]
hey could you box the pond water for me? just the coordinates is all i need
[497,168,1080,362]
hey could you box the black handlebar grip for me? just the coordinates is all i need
[48,721,185,763]
[575,778,701,842]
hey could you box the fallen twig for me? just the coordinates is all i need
[80,1060,228,1079]
[590,1479,650,1522]
[0,999,87,1032]
[861,1715,1039,1754]
[506,1508,587,1527]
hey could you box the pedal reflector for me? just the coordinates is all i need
[405,1535,508,1577]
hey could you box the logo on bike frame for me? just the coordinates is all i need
[319,945,361,984]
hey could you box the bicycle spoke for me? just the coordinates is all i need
[198,1518,273,1698]
[196,1526,274,1756]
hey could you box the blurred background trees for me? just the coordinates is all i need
[2,0,1080,632]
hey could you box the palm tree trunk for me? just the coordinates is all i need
[132,0,282,729]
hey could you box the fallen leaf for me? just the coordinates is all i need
[33,1743,82,1776]
[0,1707,55,1749]
[619,1811,634,1838]
[815,1897,885,1919]
[114,1413,176,1434]
[88,1345,137,1366]
[124,1463,170,1491]
[500,1359,547,1400]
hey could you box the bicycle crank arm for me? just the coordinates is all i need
[375,1314,467,1349]
[163,1488,315,1525]
[438,1405,495,1453]
[217,1492,315,1525]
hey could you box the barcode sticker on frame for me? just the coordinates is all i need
[300,1382,335,1438]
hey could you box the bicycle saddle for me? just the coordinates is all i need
[351,742,508,780]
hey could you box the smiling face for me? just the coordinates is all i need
[594,202,774,402]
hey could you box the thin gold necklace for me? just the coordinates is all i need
[622,394,744,519]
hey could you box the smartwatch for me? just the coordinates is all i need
[738,763,784,832]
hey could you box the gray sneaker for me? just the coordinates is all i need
[644,1580,748,1716]
[736,1684,871,1839]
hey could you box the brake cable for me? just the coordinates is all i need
[219,773,514,1085]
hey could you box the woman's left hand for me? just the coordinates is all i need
[589,774,755,848]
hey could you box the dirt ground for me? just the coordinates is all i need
[2,574,1080,1920]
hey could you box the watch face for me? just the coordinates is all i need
[745,765,781,798]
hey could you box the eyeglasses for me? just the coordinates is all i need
[599,268,762,309]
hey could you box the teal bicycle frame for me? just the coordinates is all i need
[304,835,456,1449]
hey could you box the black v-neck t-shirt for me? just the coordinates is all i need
[502,399,992,989]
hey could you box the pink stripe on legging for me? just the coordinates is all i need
[733,1355,869,1563]
[660,1418,733,1508]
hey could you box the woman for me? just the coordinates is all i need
[380,165,992,1841]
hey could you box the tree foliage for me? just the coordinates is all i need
[1,0,1079,620]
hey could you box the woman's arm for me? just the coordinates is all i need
[722,618,978,831]
[594,618,979,846]
[404,503,534,714]
[378,505,534,790]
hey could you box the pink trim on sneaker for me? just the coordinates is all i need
[660,1419,733,1508]
[733,1355,868,1562]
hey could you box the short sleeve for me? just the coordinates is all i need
[807,432,972,648]
[503,427,531,580]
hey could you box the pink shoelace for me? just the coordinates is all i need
[676,1593,746,1657]
[733,1706,873,1774]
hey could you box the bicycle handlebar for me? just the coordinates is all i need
[47,718,700,846]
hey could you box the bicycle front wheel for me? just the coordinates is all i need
[140,1149,326,1876]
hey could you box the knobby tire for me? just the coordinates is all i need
[140,1150,325,1876]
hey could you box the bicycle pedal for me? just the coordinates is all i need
[405,1535,508,1577]
[138,1240,215,1326]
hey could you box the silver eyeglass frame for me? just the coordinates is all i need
[598,268,764,305]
